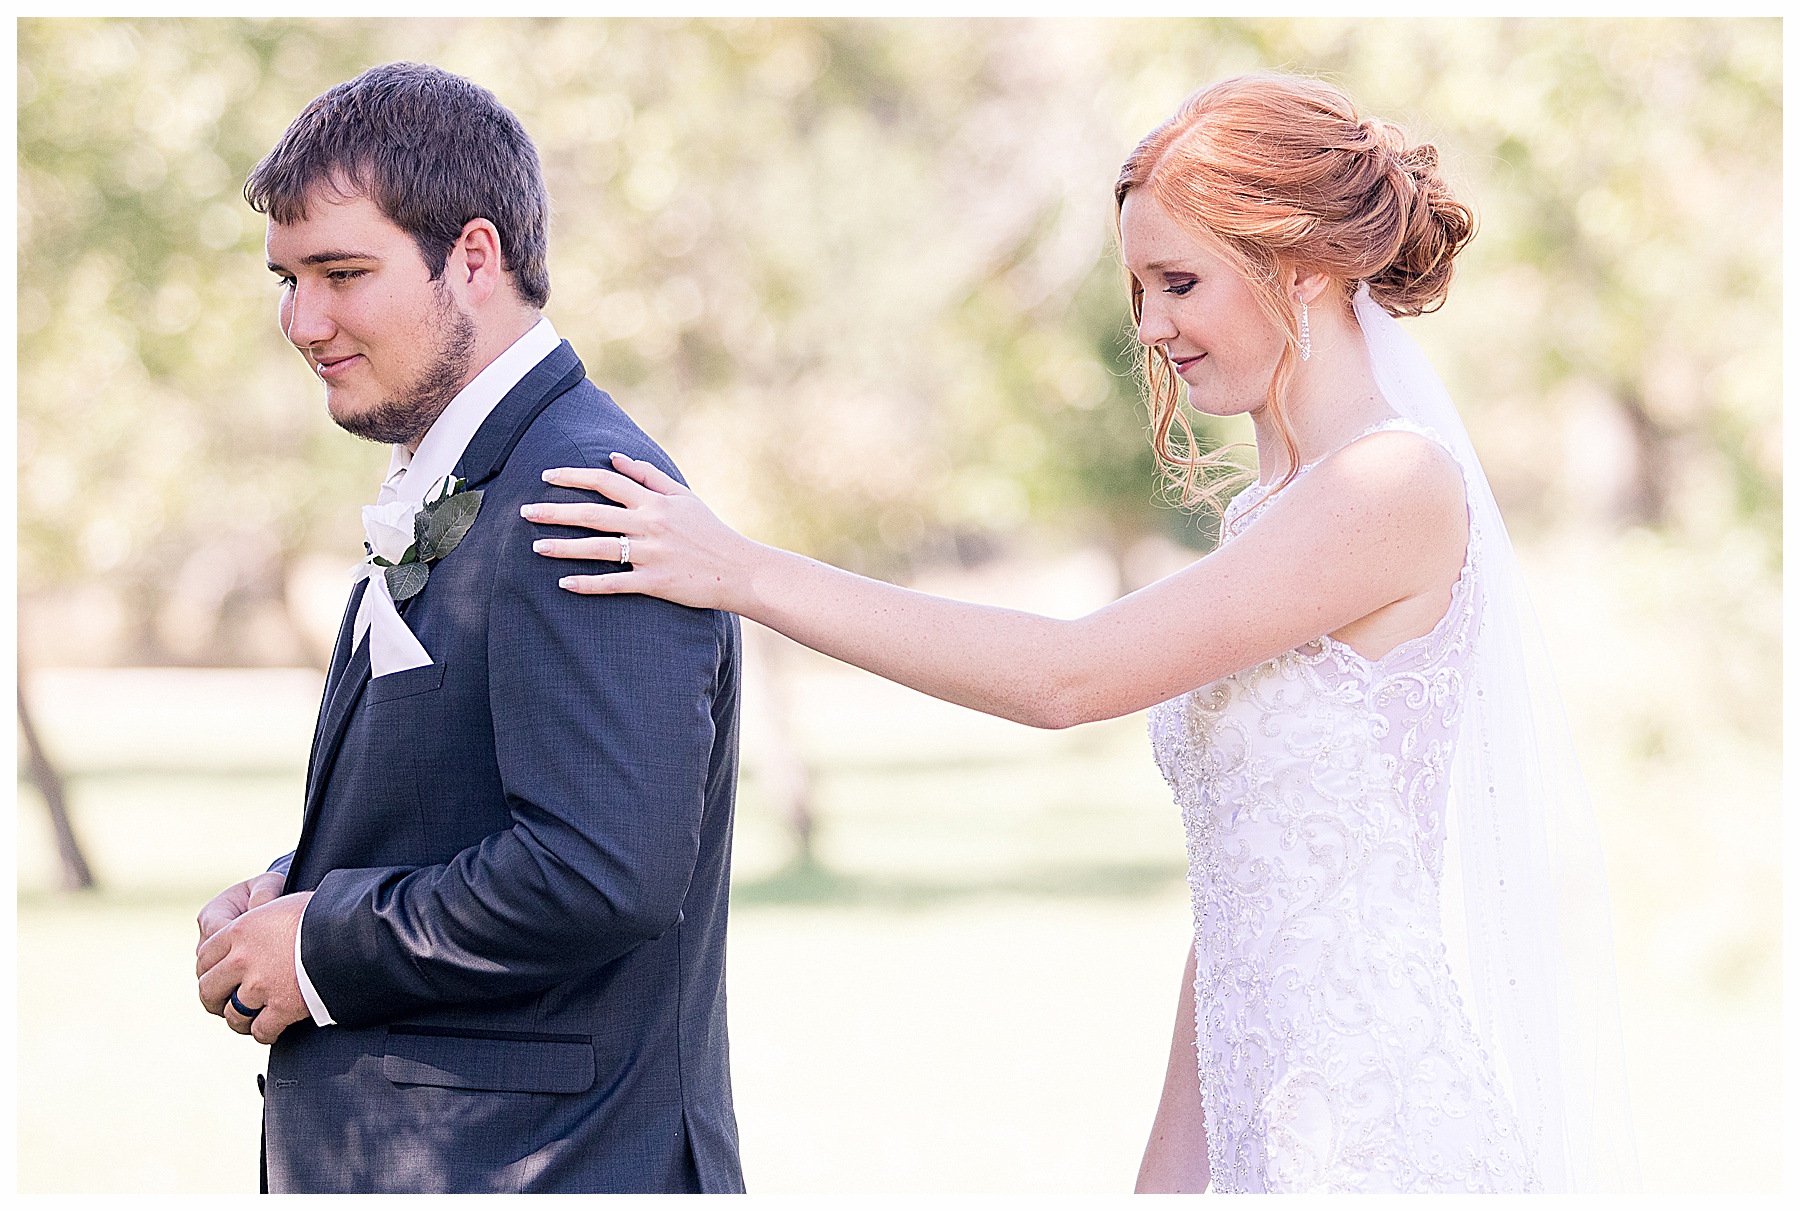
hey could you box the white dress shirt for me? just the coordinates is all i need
[295,316,562,1028]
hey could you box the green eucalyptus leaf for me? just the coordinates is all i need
[386,560,430,602]
[421,489,484,564]
[413,507,437,562]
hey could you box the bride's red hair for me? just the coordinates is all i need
[1115,73,1476,512]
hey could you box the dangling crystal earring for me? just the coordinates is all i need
[1298,301,1312,362]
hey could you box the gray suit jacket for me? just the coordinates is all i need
[261,343,744,1193]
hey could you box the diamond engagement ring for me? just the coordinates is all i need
[618,536,631,565]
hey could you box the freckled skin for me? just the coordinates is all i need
[1120,191,1291,422]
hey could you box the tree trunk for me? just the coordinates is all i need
[1616,388,1672,529]
[17,679,95,890]
[745,623,818,868]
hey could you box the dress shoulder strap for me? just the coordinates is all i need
[1343,416,1457,460]
[1221,416,1465,543]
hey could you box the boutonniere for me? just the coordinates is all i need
[363,475,485,602]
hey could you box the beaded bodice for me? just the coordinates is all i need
[1147,420,1540,1193]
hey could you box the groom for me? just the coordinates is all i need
[192,63,745,1193]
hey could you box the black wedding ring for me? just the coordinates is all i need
[229,989,263,1018]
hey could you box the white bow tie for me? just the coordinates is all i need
[351,469,444,678]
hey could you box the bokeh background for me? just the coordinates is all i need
[15,16,1781,1194]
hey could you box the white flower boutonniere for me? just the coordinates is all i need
[362,500,419,565]
[363,475,485,602]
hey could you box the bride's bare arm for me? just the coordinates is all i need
[1135,943,1209,1193]
[523,431,1464,729]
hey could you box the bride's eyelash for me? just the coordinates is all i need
[1164,280,1196,296]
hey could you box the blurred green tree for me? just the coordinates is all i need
[18,17,1780,669]
[20,19,392,665]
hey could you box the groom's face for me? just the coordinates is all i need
[265,190,475,447]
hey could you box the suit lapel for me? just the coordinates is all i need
[302,578,366,792]
[294,629,373,875]
[318,581,367,718]
[456,341,584,487]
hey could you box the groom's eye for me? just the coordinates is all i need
[327,269,369,283]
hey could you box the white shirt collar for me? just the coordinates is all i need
[377,316,561,505]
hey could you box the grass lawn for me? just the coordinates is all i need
[16,606,1781,1193]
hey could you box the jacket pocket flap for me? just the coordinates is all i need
[365,660,446,705]
[383,1030,595,1094]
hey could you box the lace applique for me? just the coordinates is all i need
[1147,419,1540,1193]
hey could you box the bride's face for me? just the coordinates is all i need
[1119,191,1286,418]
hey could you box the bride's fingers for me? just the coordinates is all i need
[556,570,646,595]
[606,452,690,497]
[540,466,659,509]
[542,460,685,504]
[532,535,629,562]
[519,500,642,531]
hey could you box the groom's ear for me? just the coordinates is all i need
[447,217,507,306]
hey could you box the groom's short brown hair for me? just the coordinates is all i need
[245,61,551,307]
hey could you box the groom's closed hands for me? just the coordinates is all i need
[196,871,286,946]
[196,890,313,1045]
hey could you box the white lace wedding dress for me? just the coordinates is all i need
[1148,419,1541,1194]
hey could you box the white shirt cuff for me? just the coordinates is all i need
[294,899,336,1027]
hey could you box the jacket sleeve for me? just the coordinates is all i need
[295,433,725,1028]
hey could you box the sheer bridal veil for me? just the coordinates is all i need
[1352,284,1638,1193]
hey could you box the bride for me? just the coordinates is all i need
[521,74,1632,1194]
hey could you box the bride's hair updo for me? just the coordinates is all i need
[1115,73,1476,510]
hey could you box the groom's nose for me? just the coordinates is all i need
[280,278,336,350]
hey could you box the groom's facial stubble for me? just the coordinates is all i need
[267,191,481,450]
[330,284,475,447]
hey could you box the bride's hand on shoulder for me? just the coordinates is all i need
[522,454,759,613]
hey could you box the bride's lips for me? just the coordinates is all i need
[314,353,365,380]
[1171,353,1205,374]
